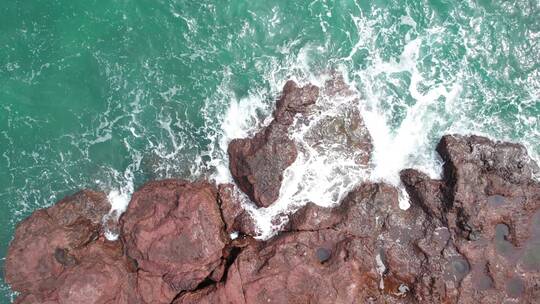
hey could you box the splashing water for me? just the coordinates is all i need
[1,0,539,300]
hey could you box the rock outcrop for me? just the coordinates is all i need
[4,190,141,304]
[228,81,319,207]
[121,180,229,303]
[4,80,540,303]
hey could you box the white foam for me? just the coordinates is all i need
[203,4,540,241]
[353,37,461,199]
[211,93,272,185]
[103,152,140,241]
[400,15,417,29]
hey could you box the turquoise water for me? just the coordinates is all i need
[1,0,539,301]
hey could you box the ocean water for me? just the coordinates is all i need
[1,0,539,301]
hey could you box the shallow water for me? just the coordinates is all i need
[1,0,539,301]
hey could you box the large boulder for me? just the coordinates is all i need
[228,76,373,209]
[5,190,109,295]
[120,180,229,301]
[4,190,142,304]
[228,81,319,207]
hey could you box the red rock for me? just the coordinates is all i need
[403,135,540,303]
[5,190,110,297]
[4,190,143,304]
[217,183,256,236]
[303,75,373,167]
[273,80,320,125]
[5,89,540,304]
[179,182,464,303]
[228,81,319,207]
[49,239,140,304]
[120,180,228,299]
[400,168,447,222]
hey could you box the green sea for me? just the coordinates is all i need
[1,0,539,301]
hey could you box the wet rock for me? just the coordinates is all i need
[403,134,540,303]
[273,80,320,125]
[217,183,256,236]
[303,75,373,167]
[121,180,228,299]
[302,104,372,166]
[180,182,465,303]
[228,81,319,207]
[400,168,447,222]
[5,91,540,304]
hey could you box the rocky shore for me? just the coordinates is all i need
[4,80,540,303]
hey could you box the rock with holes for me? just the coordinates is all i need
[120,180,229,301]
[401,134,540,303]
[228,81,319,208]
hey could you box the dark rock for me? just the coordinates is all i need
[400,168,447,222]
[273,80,320,125]
[315,247,331,263]
[228,81,319,207]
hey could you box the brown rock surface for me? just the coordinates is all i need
[5,190,109,295]
[218,183,256,236]
[177,182,468,303]
[4,84,540,304]
[4,190,142,304]
[181,135,540,303]
[434,135,540,303]
[228,81,319,207]
[120,180,229,300]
